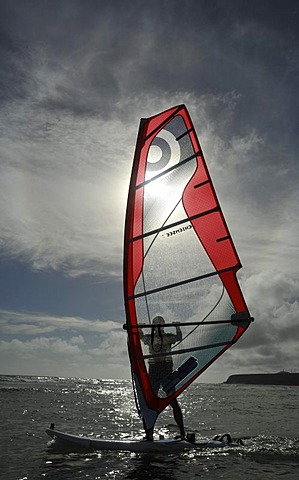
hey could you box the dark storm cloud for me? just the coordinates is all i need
[1,0,297,187]
[1,0,298,121]
[0,1,129,116]
[0,29,33,105]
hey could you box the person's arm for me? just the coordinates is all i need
[172,322,182,342]
[139,323,150,344]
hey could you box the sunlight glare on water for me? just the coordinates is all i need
[0,376,298,480]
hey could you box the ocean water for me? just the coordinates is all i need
[0,375,298,479]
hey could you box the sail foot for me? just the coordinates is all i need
[133,374,158,433]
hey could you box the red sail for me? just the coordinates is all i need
[123,105,252,432]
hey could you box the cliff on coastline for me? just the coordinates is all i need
[226,371,299,386]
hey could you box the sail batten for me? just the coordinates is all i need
[135,150,202,190]
[194,179,211,189]
[125,317,253,329]
[128,264,242,300]
[129,206,221,242]
[141,341,233,360]
[123,104,252,433]
[176,127,194,141]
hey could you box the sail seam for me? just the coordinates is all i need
[135,151,201,190]
[128,264,241,299]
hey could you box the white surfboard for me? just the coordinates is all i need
[46,428,243,452]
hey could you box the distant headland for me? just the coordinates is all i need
[226,371,299,386]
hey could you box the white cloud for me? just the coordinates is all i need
[0,114,129,277]
[0,309,120,335]
[0,84,265,280]
[0,336,81,357]
[88,330,127,362]
[70,335,85,345]
[204,270,299,381]
[0,332,130,379]
[244,270,299,316]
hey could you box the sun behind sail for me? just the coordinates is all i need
[123,105,253,434]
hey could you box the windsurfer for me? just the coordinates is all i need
[140,316,186,441]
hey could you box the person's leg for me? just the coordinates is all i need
[145,363,160,441]
[170,398,185,438]
[149,363,160,395]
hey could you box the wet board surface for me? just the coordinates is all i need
[46,428,242,452]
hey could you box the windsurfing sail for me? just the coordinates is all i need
[123,104,253,435]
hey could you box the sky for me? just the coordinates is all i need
[0,0,298,383]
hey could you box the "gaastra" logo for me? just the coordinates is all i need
[162,356,198,394]
[162,224,192,238]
